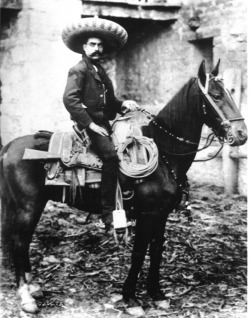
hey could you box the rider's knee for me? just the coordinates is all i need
[103,151,119,163]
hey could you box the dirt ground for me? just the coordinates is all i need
[0,183,247,318]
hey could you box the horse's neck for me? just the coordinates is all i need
[155,78,203,143]
[148,78,204,177]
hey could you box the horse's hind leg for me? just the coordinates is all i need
[1,196,15,271]
[13,199,46,314]
[1,190,44,313]
[1,136,48,313]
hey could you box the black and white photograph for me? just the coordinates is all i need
[0,0,248,317]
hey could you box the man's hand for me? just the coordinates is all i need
[121,100,139,114]
[89,122,109,136]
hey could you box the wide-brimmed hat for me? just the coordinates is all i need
[62,16,128,54]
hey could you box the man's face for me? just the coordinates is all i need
[83,37,104,61]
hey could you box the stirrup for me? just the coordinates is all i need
[113,209,129,244]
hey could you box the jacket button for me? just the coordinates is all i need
[100,94,103,97]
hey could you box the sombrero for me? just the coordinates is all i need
[62,16,128,54]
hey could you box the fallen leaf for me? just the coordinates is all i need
[126,306,145,317]
[43,255,60,264]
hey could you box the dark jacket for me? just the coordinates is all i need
[63,56,123,129]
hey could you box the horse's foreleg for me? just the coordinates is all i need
[147,211,167,300]
[123,213,154,303]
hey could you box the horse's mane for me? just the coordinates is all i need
[149,77,203,159]
[155,77,198,133]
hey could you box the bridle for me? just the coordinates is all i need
[198,73,244,130]
[136,73,245,214]
[138,73,244,160]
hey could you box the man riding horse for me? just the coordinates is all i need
[62,17,139,231]
[0,14,247,314]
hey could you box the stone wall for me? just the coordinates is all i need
[0,0,247,194]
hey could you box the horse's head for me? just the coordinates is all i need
[198,60,247,146]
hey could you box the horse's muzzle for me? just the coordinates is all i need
[227,123,248,146]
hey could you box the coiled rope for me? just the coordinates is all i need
[117,136,158,178]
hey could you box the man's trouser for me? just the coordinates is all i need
[87,126,119,226]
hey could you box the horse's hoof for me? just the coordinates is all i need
[18,284,40,314]
[147,288,166,301]
[123,295,141,307]
[21,300,40,314]
[29,283,43,299]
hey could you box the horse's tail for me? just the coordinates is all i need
[0,142,15,270]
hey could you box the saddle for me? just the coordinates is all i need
[44,130,103,188]
[23,115,153,189]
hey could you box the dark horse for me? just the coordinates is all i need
[0,60,247,313]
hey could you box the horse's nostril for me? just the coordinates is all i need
[238,130,246,140]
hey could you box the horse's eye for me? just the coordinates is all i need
[211,94,221,101]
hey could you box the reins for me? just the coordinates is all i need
[139,108,200,146]
[137,107,223,162]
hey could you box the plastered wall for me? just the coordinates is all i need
[0,0,83,143]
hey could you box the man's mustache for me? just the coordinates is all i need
[91,51,103,57]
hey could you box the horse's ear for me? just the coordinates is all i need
[211,59,221,77]
[198,60,206,84]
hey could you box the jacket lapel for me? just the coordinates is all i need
[83,56,102,83]
[90,68,102,82]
